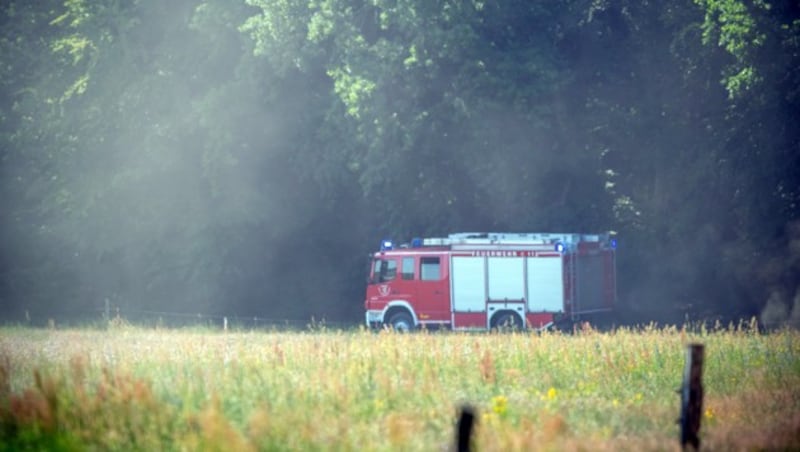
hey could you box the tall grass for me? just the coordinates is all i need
[1,323,798,450]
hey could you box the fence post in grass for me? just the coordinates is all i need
[456,404,476,452]
[679,343,704,450]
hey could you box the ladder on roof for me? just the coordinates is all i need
[453,232,606,243]
[448,232,577,243]
[421,232,609,247]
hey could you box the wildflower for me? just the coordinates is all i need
[491,395,508,416]
[547,387,557,400]
[704,407,715,420]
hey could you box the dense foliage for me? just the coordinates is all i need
[1,0,798,325]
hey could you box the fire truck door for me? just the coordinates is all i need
[381,256,413,300]
[415,256,449,322]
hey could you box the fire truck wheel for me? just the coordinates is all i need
[492,312,523,331]
[386,312,415,332]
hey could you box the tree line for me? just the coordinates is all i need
[1,0,798,326]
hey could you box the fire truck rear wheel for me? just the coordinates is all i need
[492,312,523,331]
[386,312,415,332]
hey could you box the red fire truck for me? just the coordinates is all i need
[364,232,616,331]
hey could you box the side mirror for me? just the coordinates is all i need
[366,255,376,285]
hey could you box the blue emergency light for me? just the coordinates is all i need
[610,239,617,249]
[411,237,422,247]
[381,239,393,251]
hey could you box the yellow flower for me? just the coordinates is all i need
[491,395,508,416]
[704,407,715,419]
[547,387,557,400]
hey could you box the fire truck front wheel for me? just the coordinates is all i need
[386,311,415,332]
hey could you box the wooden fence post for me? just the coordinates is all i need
[679,343,704,450]
[456,404,476,452]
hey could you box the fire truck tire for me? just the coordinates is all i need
[386,312,415,332]
[492,312,523,331]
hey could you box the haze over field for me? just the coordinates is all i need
[1,0,798,327]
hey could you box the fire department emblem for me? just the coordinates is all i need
[378,284,390,296]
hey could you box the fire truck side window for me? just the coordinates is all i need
[401,257,415,280]
[379,259,397,282]
[420,257,440,281]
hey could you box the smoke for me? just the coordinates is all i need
[761,289,800,329]
[759,221,800,329]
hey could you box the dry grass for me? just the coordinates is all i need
[0,323,798,450]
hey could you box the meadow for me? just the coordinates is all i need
[1,321,798,451]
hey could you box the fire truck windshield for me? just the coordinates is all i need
[371,258,397,284]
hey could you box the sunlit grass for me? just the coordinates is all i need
[1,322,798,450]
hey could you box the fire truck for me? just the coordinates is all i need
[364,232,616,331]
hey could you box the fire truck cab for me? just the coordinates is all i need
[364,232,616,331]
